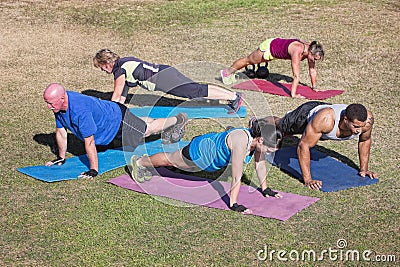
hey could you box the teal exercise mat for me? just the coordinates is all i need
[129,105,246,118]
[266,146,379,192]
[17,140,188,182]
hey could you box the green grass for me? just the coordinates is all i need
[1,0,399,266]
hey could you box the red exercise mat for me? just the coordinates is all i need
[232,79,344,100]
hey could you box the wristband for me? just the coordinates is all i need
[51,156,65,165]
[229,203,248,212]
[83,169,98,178]
[262,187,278,197]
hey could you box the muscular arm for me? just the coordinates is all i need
[45,127,67,166]
[358,112,377,178]
[83,135,98,172]
[111,75,126,103]
[298,109,334,189]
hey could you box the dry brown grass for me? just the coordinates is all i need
[1,0,399,266]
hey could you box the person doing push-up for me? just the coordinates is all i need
[221,38,324,98]
[93,49,243,113]
[130,117,284,215]
[274,101,377,190]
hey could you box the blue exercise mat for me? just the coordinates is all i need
[266,146,379,192]
[129,105,246,118]
[18,140,188,183]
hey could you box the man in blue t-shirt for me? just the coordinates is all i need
[43,83,187,179]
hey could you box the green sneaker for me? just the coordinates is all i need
[220,69,236,85]
[130,156,152,183]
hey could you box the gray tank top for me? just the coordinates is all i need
[307,104,360,140]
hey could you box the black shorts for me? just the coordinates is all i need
[148,65,209,99]
[181,138,201,168]
[279,101,328,134]
[181,143,192,161]
[115,103,147,149]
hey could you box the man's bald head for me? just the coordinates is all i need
[43,83,65,99]
[43,83,67,113]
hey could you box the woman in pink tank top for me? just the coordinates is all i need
[221,38,324,98]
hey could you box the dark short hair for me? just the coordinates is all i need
[249,117,283,149]
[345,104,367,122]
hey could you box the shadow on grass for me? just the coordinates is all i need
[33,133,124,157]
[33,131,164,157]
[124,165,231,207]
[82,89,199,107]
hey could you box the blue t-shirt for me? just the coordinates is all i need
[55,91,122,145]
[188,128,254,172]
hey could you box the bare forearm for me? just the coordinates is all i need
[291,76,300,97]
[255,160,268,191]
[84,137,98,171]
[358,139,371,172]
[309,69,317,88]
[297,143,312,182]
[55,128,67,158]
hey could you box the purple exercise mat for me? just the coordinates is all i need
[108,168,319,221]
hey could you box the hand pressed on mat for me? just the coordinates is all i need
[78,169,98,179]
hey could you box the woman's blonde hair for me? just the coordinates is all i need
[93,49,120,68]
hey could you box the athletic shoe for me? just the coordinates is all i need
[228,92,243,114]
[130,155,152,183]
[161,113,188,144]
[220,69,236,85]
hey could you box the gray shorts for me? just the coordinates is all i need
[148,65,209,99]
[115,103,147,149]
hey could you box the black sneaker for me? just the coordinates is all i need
[228,92,243,114]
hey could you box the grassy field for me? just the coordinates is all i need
[1,0,399,266]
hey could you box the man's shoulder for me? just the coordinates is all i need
[311,108,335,131]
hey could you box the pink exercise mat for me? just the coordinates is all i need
[232,80,344,100]
[108,168,319,221]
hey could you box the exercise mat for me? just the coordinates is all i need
[18,140,188,182]
[266,146,379,192]
[130,105,246,118]
[232,80,343,100]
[108,167,319,221]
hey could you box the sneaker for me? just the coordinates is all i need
[161,113,188,144]
[220,69,236,85]
[228,92,243,114]
[130,155,152,183]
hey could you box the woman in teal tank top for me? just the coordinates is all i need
[131,117,284,215]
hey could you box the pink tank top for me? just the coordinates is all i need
[270,38,299,59]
